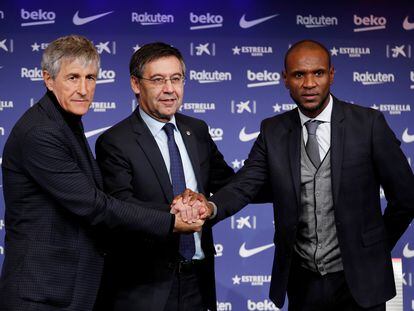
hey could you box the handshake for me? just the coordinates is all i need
[171,189,214,233]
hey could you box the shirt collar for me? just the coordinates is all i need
[298,94,333,127]
[139,106,177,137]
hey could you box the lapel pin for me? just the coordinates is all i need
[186,131,191,136]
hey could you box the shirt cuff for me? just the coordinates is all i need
[208,201,217,219]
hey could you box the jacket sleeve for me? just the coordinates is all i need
[21,125,173,238]
[210,120,270,222]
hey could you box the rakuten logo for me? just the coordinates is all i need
[97,68,116,84]
[21,67,43,81]
[247,70,280,88]
[247,299,279,310]
[189,12,223,30]
[296,14,338,28]
[131,12,174,25]
[353,14,386,32]
[353,71,395,85]
[189,70,232,83]
[21,9,56,27]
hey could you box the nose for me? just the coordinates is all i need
[162,79,174,93]
[303,74,317,88]
[77,79,87,96]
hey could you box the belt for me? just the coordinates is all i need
[168,259,205,274]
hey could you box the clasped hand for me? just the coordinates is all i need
[171,189,213,233]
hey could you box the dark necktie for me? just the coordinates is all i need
[305,120,322,167]
[163,123,195,261]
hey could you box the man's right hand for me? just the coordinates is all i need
[173,212,204,233]
[171,189,214,223]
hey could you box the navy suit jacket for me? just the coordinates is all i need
[95,109,234,311]
[0,93,174,311]
[210,97,414,308]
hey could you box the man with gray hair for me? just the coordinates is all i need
[0,35,201,311]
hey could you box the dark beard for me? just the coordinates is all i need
[293,92,330,114]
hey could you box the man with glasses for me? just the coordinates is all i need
[95,42,234,311]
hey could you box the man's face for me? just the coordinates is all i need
[283,46,334,118]
[43,58,98,116]
[131,56,184,122]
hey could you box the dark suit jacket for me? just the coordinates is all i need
[0,93,174,311]
[95,109,234,311]
[210,97,414,308]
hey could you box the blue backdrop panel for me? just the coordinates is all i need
[0,1,413,310]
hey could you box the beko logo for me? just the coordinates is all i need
[247,70,280,88]
[353,72,395,85]
[247,299,279,311]
[189,12,223,30]
[131,12,174,25]
[353,14,386,32]
[189,70,232,83]
[21,9,56,27]
[209,126,224,141]
[97,68,116,84]
[21,67,43,81]
[0,100,14,111]
[296,15,338,28]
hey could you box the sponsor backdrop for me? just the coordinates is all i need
[0,1,413,310]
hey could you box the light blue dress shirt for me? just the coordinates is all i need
[139,107,204,260]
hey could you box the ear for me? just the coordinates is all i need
[43,70,54,91]
[329,66,335,85]
[130,76,140,95]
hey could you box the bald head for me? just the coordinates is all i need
[284,40,331,71]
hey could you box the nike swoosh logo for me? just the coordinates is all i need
[85,126,111,138]
[403,243,414,258]
[403,16,414,30]
[239,242,274,258]
[239,13,279,29]
[73,11,114,25]
[402,128,414,143]
[239,127,259,142]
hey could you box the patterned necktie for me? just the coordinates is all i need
[305,120,322,168]
[163,123,195,261]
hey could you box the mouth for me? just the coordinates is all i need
[301,93,319,101]
[160,98,177,105]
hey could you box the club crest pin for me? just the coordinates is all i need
[186,131,191,136]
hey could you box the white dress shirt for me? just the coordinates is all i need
[139,107,204,260]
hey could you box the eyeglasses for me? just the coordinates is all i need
[138,75,186,87]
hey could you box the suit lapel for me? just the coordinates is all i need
[330,98,345,206]
[131,110,174,202]
[288,110,302,209]
[39,93,100,187]
[176,116,204,194]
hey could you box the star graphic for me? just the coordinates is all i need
[232,159,241,169]
[132,44,141,52]
[31,42,40,52]
[330,46,338,56]
[371,104,379,110]
[232,275,241,285]
[232,46,241,55]
[272,103,281,113]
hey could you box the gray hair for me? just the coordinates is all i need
[41,35,100,79]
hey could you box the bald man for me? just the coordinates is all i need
[182,40,414,310]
